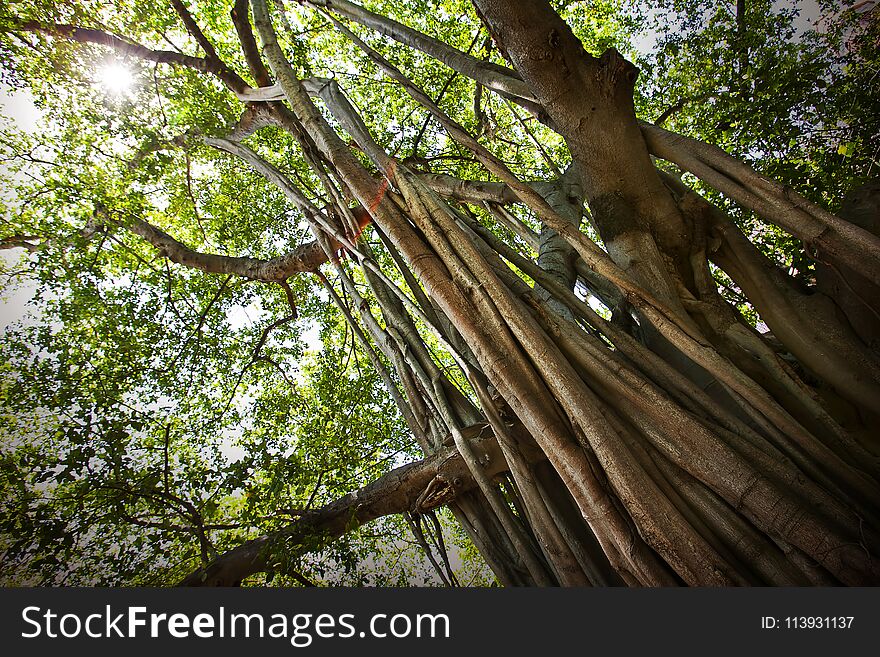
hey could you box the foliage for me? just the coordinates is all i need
[0,0,876,586]
[634,0,879,284]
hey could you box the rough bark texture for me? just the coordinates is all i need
[180,0,880,586]
[471,0,690,309]
[12,0,878,588]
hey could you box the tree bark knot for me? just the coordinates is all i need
[596,48,639,91]
[414,474,455,512]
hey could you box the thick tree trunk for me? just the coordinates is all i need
[220,0,880,586]
[30,0,873,587]
[471,0,691,310]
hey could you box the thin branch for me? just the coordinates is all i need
[10,19,248,92]
[169,0,221,61]
[506,100,560,176]
[167,0,252,93]
[406,511,451,586]
[426,509,459,585]
[304,470,325,512]
[232,0,273,87]
[183,151,209,244]
[0,235,42,252]
[654,92,717,127]
[211,313,296,424]
[276,279,299,316]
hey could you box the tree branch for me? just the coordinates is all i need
[11,19,248,93]
[166,0,251,93]
[232,0,273,87]
[108,209,332,281]
[418,173,518,205]
[179,423,514,585]
[169,0,221,61]
[0,235,42,252]
[299,0,537,104]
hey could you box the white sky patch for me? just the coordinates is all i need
[284,5,306,30]
[225,299,268,330]
[1,84,48,186]
[218,427,247,463]
[98,273,133,293]
[0,281,38,333]
[587,295,609,315]
[631,30,659,56]
[189,158,218,180]
[0,250,39,334]
[629,1,828,59]
[0,86,40,132]
[301,319,323,352]
[623,1,665,57]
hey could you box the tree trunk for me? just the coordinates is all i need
[18,0,875,587]
[179,0,880,586]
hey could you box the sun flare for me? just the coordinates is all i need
[96,63,133,94]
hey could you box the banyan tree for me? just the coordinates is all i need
[1,0,878,586]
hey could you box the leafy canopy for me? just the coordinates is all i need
[0,0,876,584]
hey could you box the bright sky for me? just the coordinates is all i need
[1,0,833,337]
[1,86,41,334]
[95,63,135,95]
